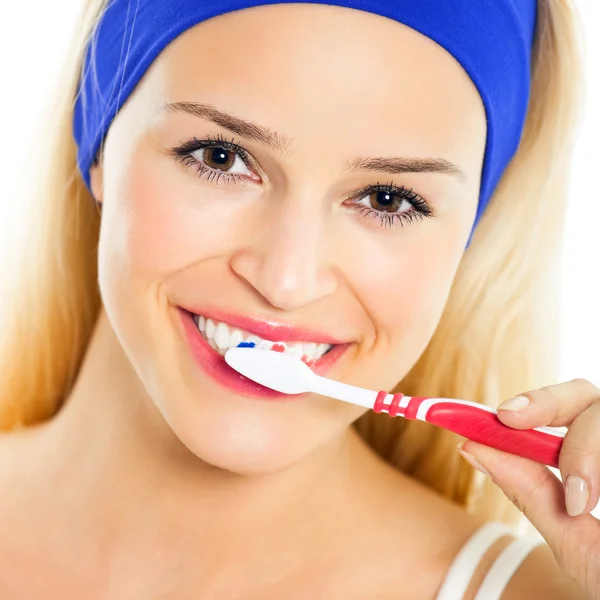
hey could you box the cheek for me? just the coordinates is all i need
[365,247,457,334]
[96,157,208,361]
[99,153,240,295]
[346,224,467,385]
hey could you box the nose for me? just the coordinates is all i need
[229,199,338,311]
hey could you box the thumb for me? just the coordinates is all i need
[459,441,600,588]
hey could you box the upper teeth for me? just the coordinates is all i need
[193,315,332,362]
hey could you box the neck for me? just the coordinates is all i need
[29,309,386,591]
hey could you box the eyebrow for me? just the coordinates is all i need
[160,101,291,155]
[344,156,466,182]
[161,101,466,181]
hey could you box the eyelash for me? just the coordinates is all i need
[171,134,254,185]
[350,183,434,228]
[169,136,435,228]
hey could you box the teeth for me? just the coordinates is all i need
[192,315,333,360]
[246,335,261,346]
[317,343,329,357]
[230,328,244,349]
[303,342,317,362]
[284,343,304,360]
[214,321,230,350]
[206,318,216,338]
[256,339,273,351]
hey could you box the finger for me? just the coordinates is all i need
[557,398,600,516]
[460,441,600,587]
[496,378,600,429]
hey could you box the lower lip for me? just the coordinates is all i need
[177,308,350,399]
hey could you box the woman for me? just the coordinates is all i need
[0,0,597,597]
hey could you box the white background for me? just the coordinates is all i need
[0,2,598,517]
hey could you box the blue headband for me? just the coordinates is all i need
[73,0,537,235]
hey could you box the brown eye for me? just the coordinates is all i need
[202,146,236,171]
[350,183,433,228]
[368,190,406,213]
[190,144,253,177]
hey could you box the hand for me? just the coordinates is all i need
[458,379,600,599]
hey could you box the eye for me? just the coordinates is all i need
[170,135,260,184]
[193,146,252,176]
[356,188,413,215]
[349,183,434,228]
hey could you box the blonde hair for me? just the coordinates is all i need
[0,0,583,526]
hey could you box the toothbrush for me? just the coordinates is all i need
[224,345,566,468]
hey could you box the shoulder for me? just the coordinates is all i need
[435,523,587,600]
[345,459,497,598]
[499,542,587,600]
[384,472,587,599]
[380,478,585,600]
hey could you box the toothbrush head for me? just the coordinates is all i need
[224,346,315,394]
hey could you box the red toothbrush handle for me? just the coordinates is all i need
[419,401,564,468]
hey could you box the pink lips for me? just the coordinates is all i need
[177,307,350,399]
[178,306,346,345]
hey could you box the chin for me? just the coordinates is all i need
[126,305,364,475]
[153,383,357,476]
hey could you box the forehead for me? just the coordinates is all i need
[133,4,485,161]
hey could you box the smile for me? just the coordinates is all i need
[192,314,332,366]
[177,307,349,398]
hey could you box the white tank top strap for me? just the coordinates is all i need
[473,535,544,600]
[435,521,513,600]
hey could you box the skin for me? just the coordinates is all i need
[0,4,596,599]
[465,382,600,599]
[90,4,483,478]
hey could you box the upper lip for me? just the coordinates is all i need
[179,306,347,345]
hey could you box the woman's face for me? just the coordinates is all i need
[90,4,485,473]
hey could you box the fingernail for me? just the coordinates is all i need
[457,443,491,477]
[497,395,530,412]
[565,475,589,517]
